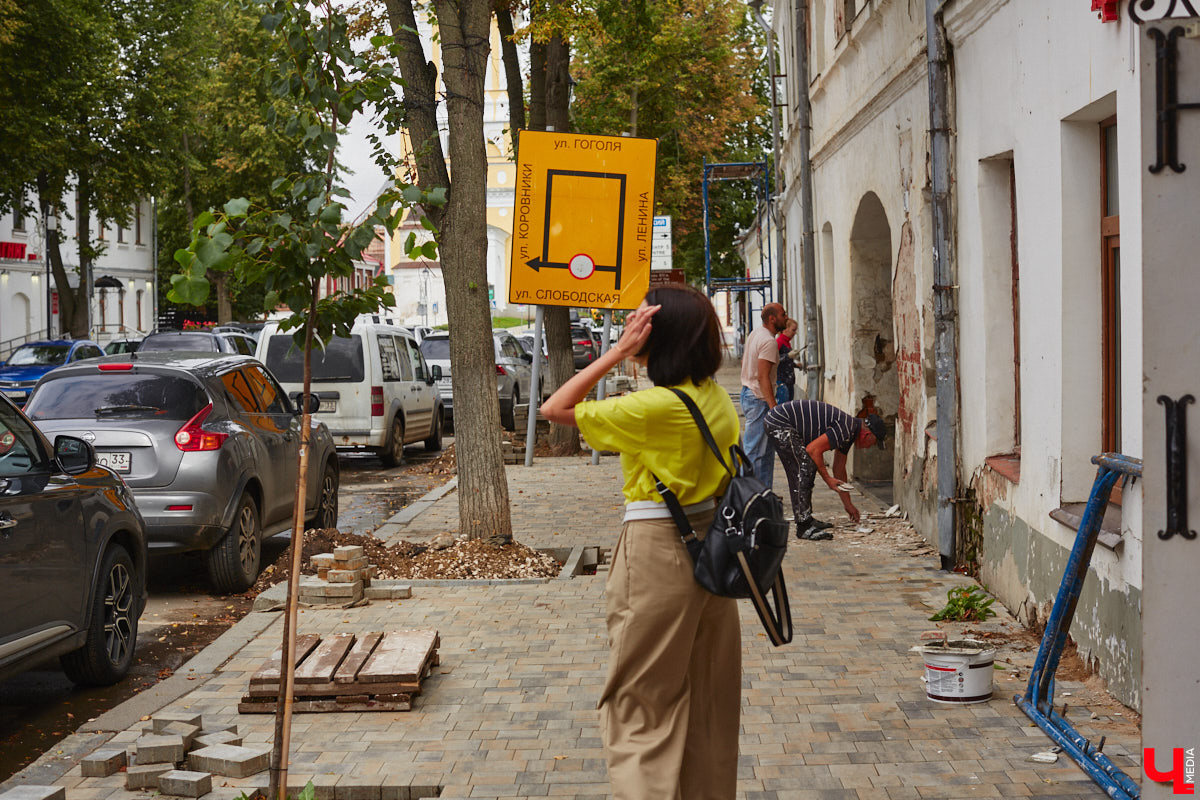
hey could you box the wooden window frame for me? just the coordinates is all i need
[1009,159,1021,451]
[1100,117,1120,455]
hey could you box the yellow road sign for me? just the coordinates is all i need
[509,131,658,310]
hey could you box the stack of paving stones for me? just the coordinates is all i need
[302,545,376,605]
[68,712,268,798]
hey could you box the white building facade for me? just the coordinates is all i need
[1,197,157,356]
[772,0,1200,723]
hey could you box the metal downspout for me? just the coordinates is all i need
[795,1,820,400]
[749,2,786,306]
[925,0,958,571]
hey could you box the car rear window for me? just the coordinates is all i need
[419,338,450,360]
[7,345,70,366]
[264,334,366,383]
[25,373,207,421]
[139,333,219,352]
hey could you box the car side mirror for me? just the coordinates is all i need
[428,365,442,384]
[55,435,95,475]
[294,393,321,415]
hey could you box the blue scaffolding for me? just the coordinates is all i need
[702,159,774,343]
[1014,452,1143,799]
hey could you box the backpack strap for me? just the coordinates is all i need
[737,552,794,646]
[652,386,728,543]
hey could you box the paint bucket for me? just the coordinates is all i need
[919,634,996,704]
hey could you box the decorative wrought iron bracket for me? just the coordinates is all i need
[1149,26,1200,173]
[1157,394,1196,540]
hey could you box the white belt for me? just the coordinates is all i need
[624,497,715,522]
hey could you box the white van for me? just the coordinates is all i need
[256,317,444,466]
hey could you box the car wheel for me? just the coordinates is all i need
[380,415,404,468]
[306,461,339,530]
[501,388,517,431]
[424,409,443,452]
[61,544,138,686]
[207,493,262,593]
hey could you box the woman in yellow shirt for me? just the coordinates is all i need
[542,284,741,800]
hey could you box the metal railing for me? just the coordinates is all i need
[0,329,51,361]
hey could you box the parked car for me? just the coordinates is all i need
[105,339,143,355]
[0,393,148,685]
[516,334,551,401]
[420,331,537,431]
[23,353,339,592]
[418,332,454,424]
[571,324,599,370]
[257,319,443,467]
[0,339,105,407]
[139,329,257,356]
[493,330,535,430]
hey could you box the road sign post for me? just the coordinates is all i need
[510,130,658,465]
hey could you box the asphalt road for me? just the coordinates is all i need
[0,439,452,782]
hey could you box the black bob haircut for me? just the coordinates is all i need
[638,283,723,387]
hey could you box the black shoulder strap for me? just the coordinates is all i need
[653,386,732,541]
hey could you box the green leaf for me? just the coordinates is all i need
[224,198,251,217]
[401,185,422,204]
[319,203,342,224]
[420,241,437,259]
[427,187,448,206]
[168,274,212,306]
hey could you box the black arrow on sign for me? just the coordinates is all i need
[525,256,619,273]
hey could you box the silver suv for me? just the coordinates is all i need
[24,353,340,592]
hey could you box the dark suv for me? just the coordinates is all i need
[139,330,257,356]
[571,325,599,370]
[24,353,340,592]
[0,394,147,685]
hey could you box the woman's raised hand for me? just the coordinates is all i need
[615,302,661,359]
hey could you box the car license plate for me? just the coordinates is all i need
[97,451,132,473]
[318,399,337,413]
[3,390,24,400]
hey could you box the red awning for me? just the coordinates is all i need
[1092,0,1120,22]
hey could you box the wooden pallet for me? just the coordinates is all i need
[239,630,439,713]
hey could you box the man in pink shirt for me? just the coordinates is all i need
[739,302,787,486]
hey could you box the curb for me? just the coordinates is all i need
[383,476,457,529]
[0,606,277,793]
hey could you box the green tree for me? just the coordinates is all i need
[168,3,438,796]
[569,0,769,283]
[156,0,310,323]
[0,0,198,338]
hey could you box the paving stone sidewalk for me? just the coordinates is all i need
[9,365,1141,800]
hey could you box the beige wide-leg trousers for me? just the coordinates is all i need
[598,510,742,800]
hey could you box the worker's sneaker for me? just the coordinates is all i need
[809,517,833,532]
[795,520,833,541]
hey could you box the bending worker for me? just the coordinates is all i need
[764,399,887,540]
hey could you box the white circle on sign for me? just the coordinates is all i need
[568,253,595,280]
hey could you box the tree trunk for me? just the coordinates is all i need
[543,30,582,453]
[70,170,93,339]
[385,0,512,543]
[494,2,525,155]
[216,272,233,322]
[38,173,79,339]
[529,41,546,132]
